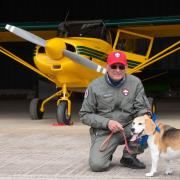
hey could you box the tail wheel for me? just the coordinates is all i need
[56,101,71,125]
[147,97,156,114]
[30,98,44,119]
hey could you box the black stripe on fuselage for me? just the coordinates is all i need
[77,46,107,61]
[77,46,142,68]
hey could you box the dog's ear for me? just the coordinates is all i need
[144,115,156,135]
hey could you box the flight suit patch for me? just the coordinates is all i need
[122,88,129,96]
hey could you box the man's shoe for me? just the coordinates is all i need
[120,157,146,169]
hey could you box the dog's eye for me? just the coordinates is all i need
[138,123,142,125]
[132,122,135,125]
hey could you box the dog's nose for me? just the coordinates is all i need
[131,128,135,132]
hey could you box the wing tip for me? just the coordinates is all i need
[5,24,14,32]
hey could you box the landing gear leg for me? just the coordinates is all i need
[56,84,72,125]
[30,83,72,124]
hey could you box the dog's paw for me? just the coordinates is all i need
[146,172,154,177]
[165,168,173,175]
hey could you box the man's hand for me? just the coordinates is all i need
[108,120,124,133]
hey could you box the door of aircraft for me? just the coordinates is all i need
[113,29,154,73]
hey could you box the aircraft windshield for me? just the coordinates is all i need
[115,32,151,56]
[58,20,109,41]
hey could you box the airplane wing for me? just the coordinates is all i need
[105,16,180,37]
[0,22,58,42]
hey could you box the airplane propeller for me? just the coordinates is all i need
[5,24,106,74]
[5,24,46,47]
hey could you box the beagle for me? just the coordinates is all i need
[131,115,180,177]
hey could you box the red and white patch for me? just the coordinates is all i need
[115,52,120,58]
[122,88,129,96]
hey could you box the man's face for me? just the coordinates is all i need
[106,63,126,81]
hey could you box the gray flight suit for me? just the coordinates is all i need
[79,74,151,172]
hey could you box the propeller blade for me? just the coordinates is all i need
[5,24,106,74]
[5,24,46,47]
[64,50,106,74]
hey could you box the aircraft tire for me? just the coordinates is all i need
[57,101,71,125]
[147,97,156,114]
[29,98,44,120]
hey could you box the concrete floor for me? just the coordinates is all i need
[0,98,179,180]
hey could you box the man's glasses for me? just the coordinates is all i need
[110,65,125,70]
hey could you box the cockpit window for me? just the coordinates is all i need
[115,32,151,56]
[58,20,110,43]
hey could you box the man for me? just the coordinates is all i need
[79,51,152,172]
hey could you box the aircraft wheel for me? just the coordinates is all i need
[147,97,156,114]
[57,101,71,125]
[29,98,44,119]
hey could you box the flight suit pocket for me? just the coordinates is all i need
[97,94,114,111]
[120,98,133,114]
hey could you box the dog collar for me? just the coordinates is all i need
[152,113,160,133]
[138,135,149,146]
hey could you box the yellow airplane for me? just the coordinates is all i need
[0,18,180,124]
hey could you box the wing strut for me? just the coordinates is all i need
[129,41,180,74]
[0,46,56,83]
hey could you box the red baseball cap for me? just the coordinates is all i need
[107,51,127,66]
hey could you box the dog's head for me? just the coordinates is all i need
[131,115,156,138]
